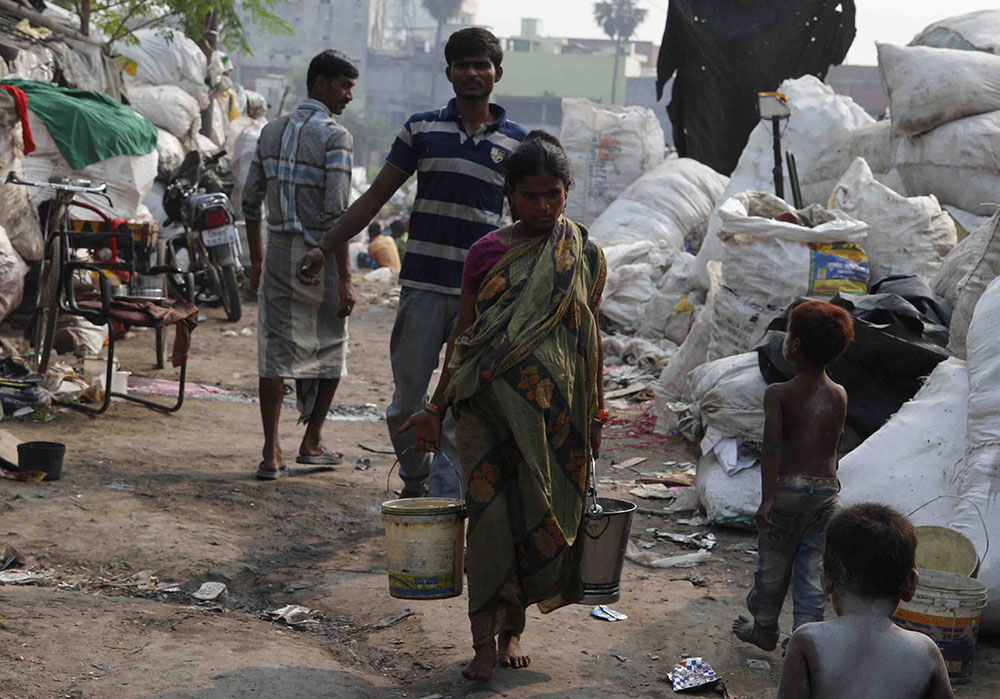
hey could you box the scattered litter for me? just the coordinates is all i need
[654,530,717,550]
[1,544,24,572]
[667,657,720,692]
[239,327,254,337]
[590,605,628,622]
[611,456,648,470]
[671,574,708,588]
[267,604,318,626]
[417,695,444,699]
[662,487,700,513]
[636,472,695,487]
[355,458,372,471]
[156,584,181,593]
[358,442,395,455]
[191,581,227,601]
[613,653,628,663]
[629,483,676,500]
[0,571,34,584]
[648,653,661,661]
[605,383,651,400]
[221,330,238,337]
[362,609,414,631]
[677,515,710,527]
[746,658,771,672]
[627,541,712,568]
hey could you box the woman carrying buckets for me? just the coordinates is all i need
[401,130,607,682]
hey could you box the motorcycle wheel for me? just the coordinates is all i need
[219,264,242,322]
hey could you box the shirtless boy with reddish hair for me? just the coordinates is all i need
[734,300,854,650]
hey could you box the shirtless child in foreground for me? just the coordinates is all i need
[734,300,852,650]
[778,503,954,699]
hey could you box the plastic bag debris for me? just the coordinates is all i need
[267,604,317,626]
[191,581,227,601]
[626,541,712,568]
[654,530,717,550]
[667,657,719,692]
[590,605,628,622]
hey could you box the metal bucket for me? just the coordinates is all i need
[381,497,465,600]
[579,497,636,605]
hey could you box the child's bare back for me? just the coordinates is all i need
[769,373,846,479]
[781,608,953,698]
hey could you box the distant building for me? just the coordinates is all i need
[825,65,888,117]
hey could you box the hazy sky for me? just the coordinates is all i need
[476,0,995,66]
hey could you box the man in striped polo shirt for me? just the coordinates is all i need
[298,28,526,498]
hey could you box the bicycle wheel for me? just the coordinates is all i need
[33,235,61,374]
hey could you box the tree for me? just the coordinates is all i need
[421,0,464,105]
[593,0,647,104]
[53,0,292,55]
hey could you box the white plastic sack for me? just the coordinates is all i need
[559,98,664,227]
[231,120,265,217]
[0,95,42,261]
[799,120,904,208]
[934,214,997,306]
[245,90,268,119]
[155,128,184,181]
[839,358,967,525]
[683,352,767,445]
[117,28,210,109]
[944,206,991,239]
[894,110,1000,217]
[910,10,1000,55]
[0,225,26,321]
[695,452,760,525]
[641,293,698,345]
[22,113,158,222]
[588,158,728,250]
[128,85,201,141]
[654,261,720,413]
[879,44,1000,137]
[696,76,873,289]
[830,158,956,283]
[951,277,1000,632]
[707,192,869,362]
[601,262,659,329]
[945,211,1000,358]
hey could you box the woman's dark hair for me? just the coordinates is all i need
[504,130,573,191]
[307,50,359,91]
[823,503,916,600]
[445,28,503,68]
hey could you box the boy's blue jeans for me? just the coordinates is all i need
[746,481,839,640]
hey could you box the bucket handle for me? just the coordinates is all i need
[908,495,989,565]
[384,447,465,503]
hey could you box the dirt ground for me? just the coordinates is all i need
[1,280,999,699]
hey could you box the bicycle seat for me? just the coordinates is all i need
[48,175,93,188]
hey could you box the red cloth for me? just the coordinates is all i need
[78,299,199,368]
[0,85,35,155]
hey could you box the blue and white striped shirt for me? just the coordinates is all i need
[386,99,526,294]
[242,99,353,245]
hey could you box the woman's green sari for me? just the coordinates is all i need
[446,217,606,645]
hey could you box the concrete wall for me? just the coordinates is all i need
[494,52,628,105]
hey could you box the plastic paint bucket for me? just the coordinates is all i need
[17,441,66,481]
[893,568,988,684]
[579,497,636,605]
[382,497,465,600]
[915,526,980,577]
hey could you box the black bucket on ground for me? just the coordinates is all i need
[579,497,636,605]
[18,441,66,481]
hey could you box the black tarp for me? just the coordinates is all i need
[756,285,951,440]
[656,0,856,175]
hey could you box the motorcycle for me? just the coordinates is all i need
[162,150,243,322]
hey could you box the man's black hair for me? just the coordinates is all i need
[444,28,503,68]
[307,50,359,91]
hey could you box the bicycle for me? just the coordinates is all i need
[6,172,112,374]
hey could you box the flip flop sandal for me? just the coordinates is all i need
[255,462,288,480]
[295,449,343,465]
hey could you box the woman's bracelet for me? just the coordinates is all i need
[423,402,443,418]
[592,408,610,425]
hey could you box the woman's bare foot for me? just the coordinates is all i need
[462,641,497,681]
[732,614,778,651]
[498,631,530,668]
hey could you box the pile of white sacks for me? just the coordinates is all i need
[616,9,1000,631]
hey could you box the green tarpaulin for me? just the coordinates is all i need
[1,79,157,171]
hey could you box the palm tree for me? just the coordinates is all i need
[594,0,648,104]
